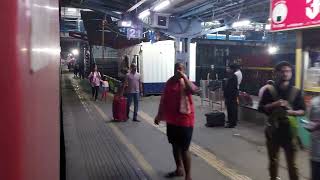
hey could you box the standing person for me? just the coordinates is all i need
[88,65,101,101]
[207,64,217,80]
[74,63,79,78]
[125,63,142,122]
[154,63,198,180]
[234,64,242,89]
[259,61,305,180]
[100,76,109,102]
[304,97,320,180]
[223,65,239,128]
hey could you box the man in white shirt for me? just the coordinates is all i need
[232,64,242,89]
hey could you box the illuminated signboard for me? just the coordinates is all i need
[271,0,320,31]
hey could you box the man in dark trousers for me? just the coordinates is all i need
[259,61,305,180]
[223,64,239,128]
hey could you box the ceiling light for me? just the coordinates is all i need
[138,9,151,19]
[120,21,132,27]
[71,49,79,55]
[232,20,251,28]
[67,8,77,12]
[154,0,170,11]
[268,46,279,54]
[112,11,122,15]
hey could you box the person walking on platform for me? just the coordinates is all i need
[100,75,109,102]
[74,63,79,78]
[304,96,320,180]
[223,65,239,128]
[259,61,305,180]
[125,63,142,122]
[154,63,198,180]
[88,65,101,101]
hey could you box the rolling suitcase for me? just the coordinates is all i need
[112,95,127,121]
[205,111,225,127]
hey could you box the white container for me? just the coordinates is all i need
[118,40,196,94]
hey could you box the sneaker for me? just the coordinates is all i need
[133,119,140,122]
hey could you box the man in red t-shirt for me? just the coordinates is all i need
[155,63,198,180]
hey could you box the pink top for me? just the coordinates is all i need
[158,77,196,127]
[126,72,141,93]
[89,72,101,87]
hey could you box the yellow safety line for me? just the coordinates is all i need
[71,80,158,180]
[93,104,157,179]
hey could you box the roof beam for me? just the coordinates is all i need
[127,0,150,12]
[70,2,122,18]
[198,0,268,21]
[84,0,128,11]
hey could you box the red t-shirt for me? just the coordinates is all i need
[159,77,195,127]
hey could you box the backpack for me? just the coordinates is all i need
[267,85,299,140]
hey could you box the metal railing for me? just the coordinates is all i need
[200,80,224,111]
[103,75,122,94]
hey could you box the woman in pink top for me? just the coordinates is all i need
[155,63,198,180]
[88,65,101,101]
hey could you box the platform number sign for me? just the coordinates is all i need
[127,28,142,39]
[306,0,320,20]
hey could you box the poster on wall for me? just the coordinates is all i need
[271,0,320,31]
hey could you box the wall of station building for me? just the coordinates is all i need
[195,39,296,95]
[0,0,60,180]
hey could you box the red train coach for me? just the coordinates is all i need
[0,0,60,180]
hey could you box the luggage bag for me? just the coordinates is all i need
[205,111,225,127]
[113,95,127,121]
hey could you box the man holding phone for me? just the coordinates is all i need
[259,61,305,180]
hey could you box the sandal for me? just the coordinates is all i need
[165,171,184,178]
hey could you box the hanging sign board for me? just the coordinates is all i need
[271,0,320,31]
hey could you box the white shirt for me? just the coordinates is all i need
[234,70,242,89]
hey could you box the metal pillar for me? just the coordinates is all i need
[102,15,106,62]
[174,38,191,76]
[295,30,303,89]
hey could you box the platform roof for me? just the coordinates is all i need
[61,0,270,48]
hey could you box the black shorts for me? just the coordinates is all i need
[167,124,193,151]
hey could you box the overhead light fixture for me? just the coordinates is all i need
[112,11,122,15]
[71,49,79,56]
[154,0,170,11]
[268,46,279,54]
[67,8,77,12]
[232,20,251,28]
[120,20,132,27]
[138,9,151,19]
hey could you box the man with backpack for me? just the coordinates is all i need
[259,61,305,180]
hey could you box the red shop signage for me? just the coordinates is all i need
[271,0,320,31]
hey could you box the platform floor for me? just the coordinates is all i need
[62,73,311,180]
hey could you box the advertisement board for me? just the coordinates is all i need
[271,0,320,31]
